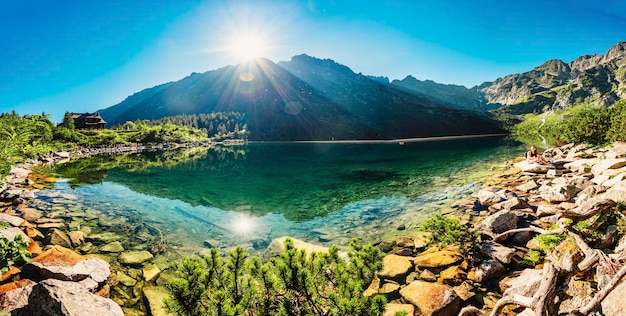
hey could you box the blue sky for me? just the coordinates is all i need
[1,0,625,122]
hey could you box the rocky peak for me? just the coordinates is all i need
[569,54,604,73]
[603,41,626,62]
[534,59,571,79]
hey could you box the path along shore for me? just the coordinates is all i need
[1,141,626,315]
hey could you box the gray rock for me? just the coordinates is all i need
[0,227,29,242]
[591,158,626,176]
[0,280,36,312]
[540,183,579,202]
[29,257,111,287]
[500,268,543,297]
[516,180,538,192]
[481,242,516,264]
[0,213,25,227]
[514,161,551,173]
[13,279,123,316]
[473,259,506,283]
[476,210,518,236]
[561,198,616,221]
[477,188,506,205]
[601,179,626,203]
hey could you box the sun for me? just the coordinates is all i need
[227,32,269,61]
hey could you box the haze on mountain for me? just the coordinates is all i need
[99,55,504,141]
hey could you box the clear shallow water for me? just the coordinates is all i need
[47,137,524,254]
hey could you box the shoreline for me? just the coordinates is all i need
[249,133,510,144]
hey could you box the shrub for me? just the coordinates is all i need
[534,234,563,252]
[0,235,32,273]
[420,214,478,247]
[165,238,386,316]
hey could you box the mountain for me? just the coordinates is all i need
[390,76,498,113]
[481,42,626,115]
[100,56,504,141]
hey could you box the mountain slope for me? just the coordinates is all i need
[100,57,504,141]
[482,42,626,115]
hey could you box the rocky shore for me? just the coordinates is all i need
[362,141,626,315]
[1,141,625,315]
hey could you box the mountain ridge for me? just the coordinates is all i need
[100,56,504,141]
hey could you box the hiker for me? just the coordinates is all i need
[526,145,550,164]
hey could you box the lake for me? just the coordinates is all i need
[40,136,524,255]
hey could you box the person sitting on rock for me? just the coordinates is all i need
[526,145,550,165]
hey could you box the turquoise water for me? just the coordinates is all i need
[47,137,524,254]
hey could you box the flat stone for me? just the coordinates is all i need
[399,281,460,316]
[118,250,154,266]
[100,241,125,253]
[143,264,161,282]
[591,158,626,176]
[142,286,173,316]
[17,279,123,316]
[419,269,437,282]
[378,254,414,282]
[116,271,137,287]
[17,207,42,222]
[0,213,25,227]
[439,265,466,285]
[413,250,462,268]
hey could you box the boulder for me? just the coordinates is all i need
[516,180,538,193]
[10,167,30,179]
[0,213,26,227]
[378,254,414,282]
[17,208,43,222]
[118,251,154,266]
[0,279,36,312]
[413,250,462,268]
[477,188,506,205]
[540,183,579,202]
[560,198,616,221]
[476,210,518,236]
[591,158,626,176]
[471,259,506,283]
[12,279,123,316]
[68,231,85,247]
[606,141,626,158]
[27,246,111,289]
[399,281,460,316]
[499,268,543,296]
[481,242,516,264]
[564,158,598,172]
[514,161,551,173]
[601,179,626,203]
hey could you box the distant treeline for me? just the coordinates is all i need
[125,112,249,141]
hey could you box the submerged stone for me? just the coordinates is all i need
[118,251,153,266]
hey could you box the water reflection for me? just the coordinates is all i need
[42,138,525,254]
